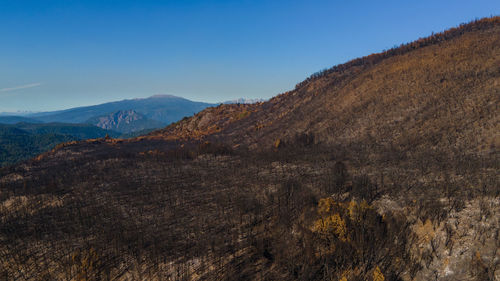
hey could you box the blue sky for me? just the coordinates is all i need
[0,0,499,112]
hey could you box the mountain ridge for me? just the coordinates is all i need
[25,94,215,125]
[0,16,498,281]
[149,17,499,156]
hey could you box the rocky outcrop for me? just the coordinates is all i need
[88,110,165,133]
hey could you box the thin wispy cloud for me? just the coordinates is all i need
[0,83,42,93]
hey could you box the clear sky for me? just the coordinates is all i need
[1,0,499,112]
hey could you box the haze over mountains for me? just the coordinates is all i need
[0,116,42,124]
[0,95,268,165]
[0,95,215,165]
[0,17,499,281]
[0,95,266,131]
[23,95,215,127]
[0,122,117,167]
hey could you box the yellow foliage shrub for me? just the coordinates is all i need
[274,138,281,148]
[317,198,336,214]
[313,213,348,242]
[313,198,348,242]
[373,266,385,281]
[339,269,351,281]
[348,200,372,221]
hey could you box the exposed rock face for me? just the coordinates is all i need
[88,110,165,133]
[416,197,500,281]
[93,110,142,130]
[26,95,215,124]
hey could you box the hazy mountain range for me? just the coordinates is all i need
[20,95,215,129]
[0,95,263,165]
[0,95,264,132]
[0,95,214,165]
[223,98,267,104]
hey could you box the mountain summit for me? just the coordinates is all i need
[27,95,215,125]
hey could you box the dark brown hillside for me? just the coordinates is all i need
[0,17,499,281]
[150,17,499,157]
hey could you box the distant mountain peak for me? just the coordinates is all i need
[148,94,182,99]
[223,98,267,104]
[25,95,215,125]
